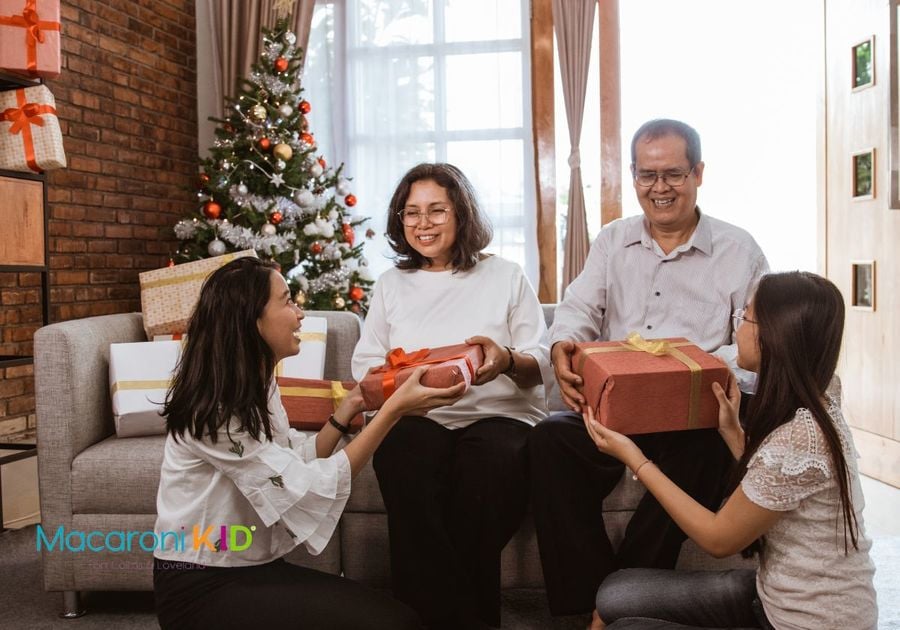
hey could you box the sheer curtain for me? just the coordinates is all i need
[304,0,538,284]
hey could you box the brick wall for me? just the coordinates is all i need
[0,0,198,436]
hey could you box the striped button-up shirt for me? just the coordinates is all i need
[550,210,769,391]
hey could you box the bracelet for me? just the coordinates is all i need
[631,459,652,481]
[501,346,517,376]
[328,414,351,435]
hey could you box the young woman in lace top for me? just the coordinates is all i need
[585,271,877,629]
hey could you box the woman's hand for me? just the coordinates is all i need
[466,335,508,385]
[333,385,366,427]
[582,406,645,471]
[383,365,466,417]
[712,373,744,459]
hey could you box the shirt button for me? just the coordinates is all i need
[655,291,661,297]
[647,325,653,330]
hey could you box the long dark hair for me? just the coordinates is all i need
[163,257,280,443]
[385,163,492,272]
[735,271,858,555]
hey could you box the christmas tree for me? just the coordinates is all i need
[173,19,374,312]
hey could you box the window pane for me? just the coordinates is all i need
[303,3,336,160]
[446,52,522,130]
[355,0,434,46]
[352,56,436,134]
[447,139,525,267]
[444,0,521,42]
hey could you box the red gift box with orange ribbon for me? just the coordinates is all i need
[573,334,731,435]
[277,377,364,432]
[359,343,484,411]
[1,84,66,172]
[0,0,61,79]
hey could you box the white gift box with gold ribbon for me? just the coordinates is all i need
[276,316,327,379]
[109,340,181,438]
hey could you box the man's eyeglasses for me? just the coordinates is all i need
[633,168,694,188]
[398,208,451,227]
[732,308,757,328]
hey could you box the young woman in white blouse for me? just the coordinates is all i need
[153,256,465,629]
[351,163,551,629]
[584,271,877,629]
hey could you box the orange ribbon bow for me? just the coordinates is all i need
[2,88,57,172]
[0,0,60,75]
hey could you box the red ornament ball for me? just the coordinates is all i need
[300,132,315,146]
[258,137,271,151]
[274,57,289,72]
[224,123,235,134]
[167,258,175,268]
[366,228,376,239]
[299,100,311,114]
[198,173,210,185]
[344,194,357,207]
[203,201,222,219]
[350,303,361,314]
[317,156,327,169]
[349,286,364,302]
[270,211,283,225]
[310,242,323,255]
[342,224,355,247]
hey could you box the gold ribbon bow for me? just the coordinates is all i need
[582,333,704,428]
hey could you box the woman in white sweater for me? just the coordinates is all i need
[352,163,551,629]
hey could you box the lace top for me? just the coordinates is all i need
[741,383,877,629]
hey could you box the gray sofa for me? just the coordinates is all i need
[34,309,752,618]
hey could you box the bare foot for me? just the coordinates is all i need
[588,609,605,630]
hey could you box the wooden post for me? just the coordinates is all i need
[598,0,622,225]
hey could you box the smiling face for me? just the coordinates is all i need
[256,270,304,362]
[632,133,704,233]
[736,301,761,372]
[402,179,458,271]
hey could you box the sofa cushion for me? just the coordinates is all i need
[72,435,165,514]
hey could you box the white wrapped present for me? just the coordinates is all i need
[109,341,181,438]
[275,316,327,378]
[0,84,66,172]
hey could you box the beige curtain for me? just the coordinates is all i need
[208,0,316,119]
[553,0,595,292]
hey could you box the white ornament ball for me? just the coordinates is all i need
[261,223,277,236]
[336,179,351,195]
[294,189,314,206]
[332,249,343,260]
[237,183,248,195]
[310,163,324,178]
[220,160,232,171]
[279,104,294,118]
[276,159,286,171]
[328,209,339,221]
[208,239,226,256]
[285,32,297,46]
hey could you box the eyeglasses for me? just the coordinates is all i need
[633,168,694,188]
[398,207,451,227]
[732,308,757,328]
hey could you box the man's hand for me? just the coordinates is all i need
[551,340,584,412]
[466,335,507,385]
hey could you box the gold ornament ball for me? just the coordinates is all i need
[251,104,267,121]
[333,296,346,309]
[273,143,293,161]
[294,291,307,306]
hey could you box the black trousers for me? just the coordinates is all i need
[373,416,532,629]
[153,557,421,630]
[529,411,732,616]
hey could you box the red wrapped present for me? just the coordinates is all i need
[573,333,730,435]
[359,343,484,411]
[0,84,66,172]
[277,377,363,432]
[0,0,61,79]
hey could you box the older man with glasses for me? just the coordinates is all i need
[530,119,770,619]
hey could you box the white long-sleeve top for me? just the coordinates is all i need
[153,384,351,567]
[352,255,551,429]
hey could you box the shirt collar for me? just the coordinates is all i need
[624,207,712,256]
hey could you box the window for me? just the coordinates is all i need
[304,0,537,282]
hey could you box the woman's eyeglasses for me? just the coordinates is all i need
[732,308,757,328]
[398,208,451,227]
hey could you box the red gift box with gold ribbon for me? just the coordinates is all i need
[573,333,731,435]
[277,377,364,432]
[0,0,61,79]
[0,84,66,172]
[359,343,484,411]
